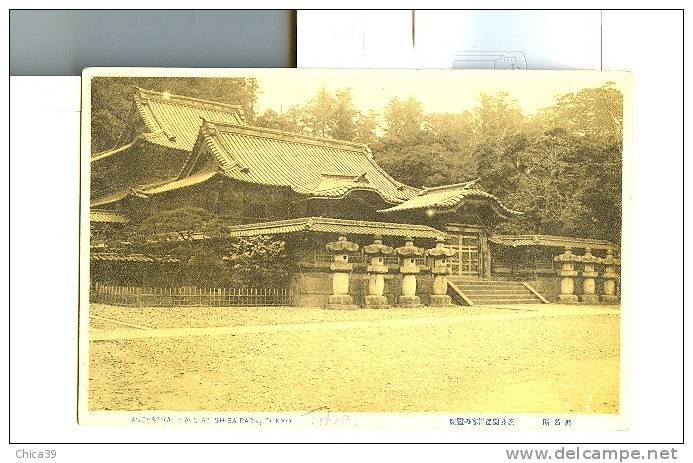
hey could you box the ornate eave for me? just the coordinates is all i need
[225,217,447,240]
[377,182,522,220]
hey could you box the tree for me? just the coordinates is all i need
[474,133,527,200]
[134,206,221,239]
[472,92,525,145]
[302,88,337,138]
[255,88,361,142]
[255,107,302,133]
[354,110,381,145]
[531,82,623,138]
[98,207,294,287]
[384,96,425,141]
[332,89,359,141]
[375,141,452,188]
[518,83,624,241]
[501,132,583,235]
[495,130,622,242]
[374,96,474,187]
[375,131,479,188]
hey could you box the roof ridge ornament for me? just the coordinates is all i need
[378,184,522,218]
[320,171,365,179]
[202,119,370,153]
[353,172,368,183]
[135,86,246,114]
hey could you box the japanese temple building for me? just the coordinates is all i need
[90,88,620,306]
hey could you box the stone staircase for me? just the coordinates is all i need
[447,277,547,306]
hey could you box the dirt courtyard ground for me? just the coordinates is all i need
[87,304,620,414]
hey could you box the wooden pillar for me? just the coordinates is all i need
[480,228,492,279]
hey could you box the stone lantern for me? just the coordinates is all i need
[363,234,394,309]
[395,236,425,308]
[425,236,456,306]
[578,247,602,304]
[554,246,579,303]
[601,247,621,303]
[325,235,359,309]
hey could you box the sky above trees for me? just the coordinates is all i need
[252,69,627,116]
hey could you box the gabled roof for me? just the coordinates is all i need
[182,120,419,204]
[90,91,522,224]
[309,172,381,197]
[226,217,447,240]
[132,87,246,152]
[377,182,522,219]
[91,88,247,161]
[489,234,618,251]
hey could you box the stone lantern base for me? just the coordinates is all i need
[580,294,600,304]
[601,294,619,304]
[399,295,422,308]
[327,294,357,310]
[557,294,579,303]
[365,295,390,309]
[429,294,452,307]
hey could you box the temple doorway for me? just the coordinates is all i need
[445,224,490,279]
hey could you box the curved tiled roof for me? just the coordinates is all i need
[191,120,419,204]
[90,88,247,161]
[308,173,383,198]
[377,182,522,219]
[489,234,618,251]
[226,217,447,240]
[90,90,520,225]
[132,87,246,152]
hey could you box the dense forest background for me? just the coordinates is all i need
[92,76,622,243]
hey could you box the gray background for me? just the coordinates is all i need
[9,10,296,75]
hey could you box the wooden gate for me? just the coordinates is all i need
[446,231,482,277]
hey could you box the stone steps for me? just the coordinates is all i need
[474,299,544,305]
[448,278,546,306]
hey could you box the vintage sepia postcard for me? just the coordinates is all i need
[79,68,631,430]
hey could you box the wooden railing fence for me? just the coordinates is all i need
[90,282,293,307]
